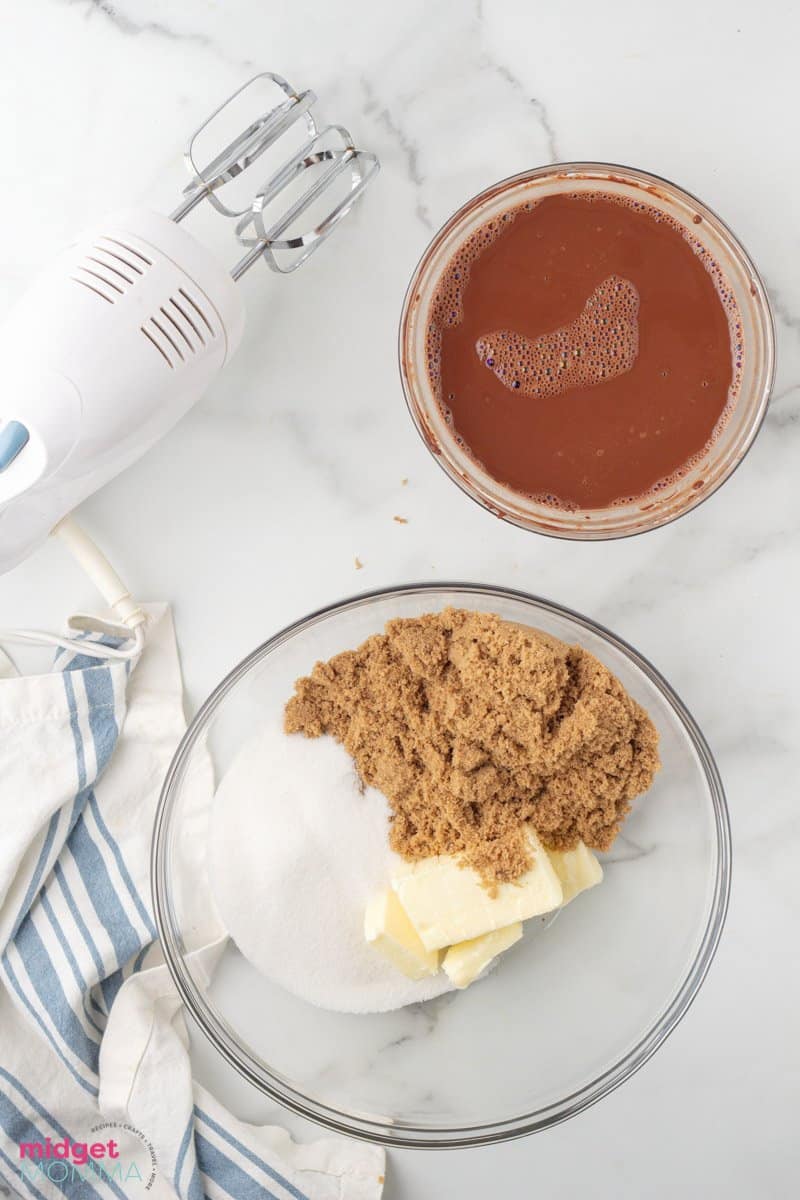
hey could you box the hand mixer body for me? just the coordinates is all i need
[0,71,377,578]
[0,209,245,573]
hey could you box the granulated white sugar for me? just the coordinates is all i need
[209,721,454,1013]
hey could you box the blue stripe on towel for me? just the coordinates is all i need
[187,1164,204,1200]
[52,863,107,1003]
[39,891,104,1039]
[195,1107,308,1200]
[195,1133,279,1200]
[0,959,97,1099]
[0,1065,81,1141]
[97,967,125,1014]
[0,1144,49,1200]
[63,673,87,789]
[66,820,142,969]
[174,1117,194,1191]
[11,917,100,1073]
[67,790,91,840]
[87,795,156,940]
[82,668,118,773]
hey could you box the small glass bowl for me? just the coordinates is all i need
[399,163,775,539]
[152,584,730,1148]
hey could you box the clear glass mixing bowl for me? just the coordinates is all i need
[152,584,730,1148]
[399,164,775,539]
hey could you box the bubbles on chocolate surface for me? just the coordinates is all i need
[475,274,640,399]
[426,188,745,512]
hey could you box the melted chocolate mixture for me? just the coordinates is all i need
[430,193,738,509]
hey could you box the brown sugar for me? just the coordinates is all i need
[284,609,659,885]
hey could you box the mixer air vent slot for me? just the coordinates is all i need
[99,236,152,269]
[141,291,215,369]
[72,237,152,305]
[71,276,115,304]
[86,254,134,286]
[178,288,215,338]
[141,324,174,369]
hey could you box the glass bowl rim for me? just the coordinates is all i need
[398,160,776,541]
[151,581,731,1148]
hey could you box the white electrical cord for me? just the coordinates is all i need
[0,516,147,663]
[0,623,145,663]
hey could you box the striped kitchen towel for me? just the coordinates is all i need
[0,605,384,1200]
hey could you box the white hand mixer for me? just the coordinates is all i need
[0,72,378,660]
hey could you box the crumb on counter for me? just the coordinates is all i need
[393,515,408,524]
[354,557,364,570]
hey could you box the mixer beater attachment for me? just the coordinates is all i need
[171,71,379,275]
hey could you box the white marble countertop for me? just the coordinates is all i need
[2,1,798,1195]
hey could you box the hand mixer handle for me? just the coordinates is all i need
[0,370,81,508]
[0,208,246,575]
